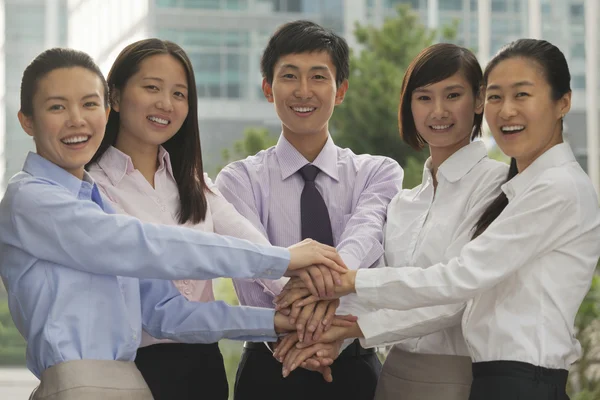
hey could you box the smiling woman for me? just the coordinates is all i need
[85,38,288,400]
[17,49,109,180]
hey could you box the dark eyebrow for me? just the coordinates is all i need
[444,84,466,91]
[487,81,535,91]
[279,64,331,73]
[142,76,188,90]
[45,93,100,102]
[413,84,466,94]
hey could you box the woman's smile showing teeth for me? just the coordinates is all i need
[147,115,170,126]
[501,125,525,134]
[429,124,454,131]
[61,135,90,146]
[291,106,316,116]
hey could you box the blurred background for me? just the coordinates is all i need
[0,0,598,399]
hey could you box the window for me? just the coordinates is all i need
[156,0,180,6]
[570,4,584,19]
[386,0,419,10]
[491,0,507,12]
[155,0,248,10]
[159,29,250,99]
[272,0,302,12]
[440,0,463,11]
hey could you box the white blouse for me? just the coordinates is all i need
[356,141,508,355]
[355,143,600,369]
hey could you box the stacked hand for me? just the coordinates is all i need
[274,249,362,382]
[278,268,357,301]
[285,239,350,298]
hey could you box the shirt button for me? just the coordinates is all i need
[184,289,192,295]
[161,206,167,212]
[183,280,190,285]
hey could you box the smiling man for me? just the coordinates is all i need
[216,20,403,400]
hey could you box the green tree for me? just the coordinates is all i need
[217,127,277,174]
[568,263,600,399]
[0,299,27,365]
[330,5,457,188]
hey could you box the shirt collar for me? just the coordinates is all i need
[274,134,339,181]
[501,142,575,200]
[436,140,488,183]
[22,152,99,201]
[157,146,174,178]
[97,145,173,186]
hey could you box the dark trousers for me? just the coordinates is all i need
[234,340,382,400]
[469,360,570,400]
[135,342,228,400]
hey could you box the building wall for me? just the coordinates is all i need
[2,0,66,193]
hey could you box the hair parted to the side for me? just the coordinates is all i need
[87,38,208,225]
[260,20,350,88]
[472,38,571,239]
[20,48,109,116]
[398,43,484,151]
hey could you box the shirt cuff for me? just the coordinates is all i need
[339,251,362,270]
[257,247,290,280]
[357,310,387,348]
[354,268,383,305]
[242,308,278,342]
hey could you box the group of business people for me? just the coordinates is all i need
[0,17,598,400]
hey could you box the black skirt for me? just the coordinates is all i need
[469,360,570,400]
[135,342,228,400]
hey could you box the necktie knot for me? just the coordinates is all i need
[299,164,320,182]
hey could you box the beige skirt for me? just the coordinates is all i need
[374,346,473,400]
[29,360,153,400]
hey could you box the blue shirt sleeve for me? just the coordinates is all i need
[139,279,278,343]
[6,178,290,281]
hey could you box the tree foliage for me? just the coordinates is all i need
[569,264,600,399]
[218,127,277,173]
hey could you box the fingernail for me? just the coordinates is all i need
[282,368,288,377]
[308,325,315,332]
[322,319,328,325]
[290,318,295,324]
[291,363,297,371]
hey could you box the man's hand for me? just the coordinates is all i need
[282,269,357,302]
[274,287,318,312]
[286,240,347,298]
[272,332,337,382]
[285,265,343,299]
[296,321,363,348]
[274,311,296,334]
[283,340,343,378]
[284,299,341,343]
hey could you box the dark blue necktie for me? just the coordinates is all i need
[299,164,334,246]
